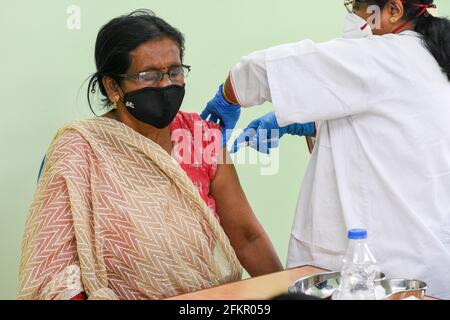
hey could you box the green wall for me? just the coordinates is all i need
[1,0,448,299]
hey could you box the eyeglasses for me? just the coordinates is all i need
[344,0,356,13]
[344,0,370,14]
[118,64,191,86]
[345,0,370,14]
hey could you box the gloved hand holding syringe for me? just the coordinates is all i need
[230,112,316,154]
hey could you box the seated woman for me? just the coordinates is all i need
[17,10,282,300]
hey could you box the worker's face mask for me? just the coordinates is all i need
[120,84,185,129]
[342,13,373,39]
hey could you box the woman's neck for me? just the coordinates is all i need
[103,109,173,154]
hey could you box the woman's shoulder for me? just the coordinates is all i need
[65,116,113,128]
[55,117,116,139]
[48,118,101,158]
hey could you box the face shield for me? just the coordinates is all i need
[343,0,374,38]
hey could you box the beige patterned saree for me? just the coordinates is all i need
[17,117,242,300]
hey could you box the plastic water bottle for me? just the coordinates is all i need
[332,229,379,300]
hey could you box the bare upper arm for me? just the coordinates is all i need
[210,149,265,244]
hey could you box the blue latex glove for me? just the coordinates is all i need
[231,112,315,154]
[200,84,241,146]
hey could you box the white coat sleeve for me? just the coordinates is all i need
[230,38,374,126]
[229,49,272,107]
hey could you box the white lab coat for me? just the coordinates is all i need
[230,31,450,299]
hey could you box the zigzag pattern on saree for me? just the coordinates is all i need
[18,118,241,300]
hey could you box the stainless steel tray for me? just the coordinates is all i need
[288,271,426,300]
[376,279,427,300]
[288,271,343,299]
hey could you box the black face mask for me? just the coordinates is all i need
[121,84,185,129]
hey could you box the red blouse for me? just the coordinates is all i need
[169,111,222,219]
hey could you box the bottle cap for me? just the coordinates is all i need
[348,229,367,240]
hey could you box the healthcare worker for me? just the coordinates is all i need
[200,0,450,299]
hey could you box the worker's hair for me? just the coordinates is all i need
[86,9,185,114]
[358,0,450,81]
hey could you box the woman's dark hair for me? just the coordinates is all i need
[86,9,185,114]
[358,0,450,81]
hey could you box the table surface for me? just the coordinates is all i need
[168,265,437,300]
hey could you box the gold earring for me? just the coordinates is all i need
[111,96,119,108]
[389,17,398,24]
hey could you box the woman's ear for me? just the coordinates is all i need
[388,0,405,24]
[102,76,121,105]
